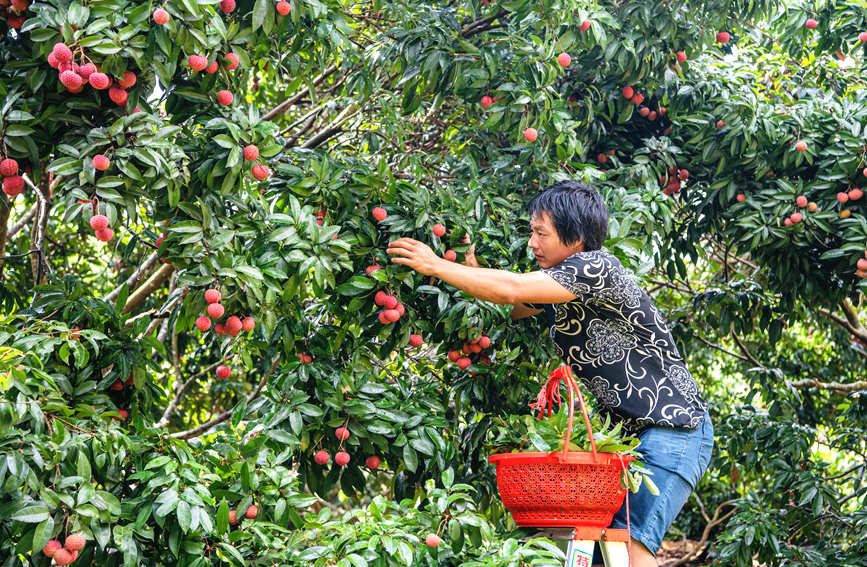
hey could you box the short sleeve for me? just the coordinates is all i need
[541,251,612,300]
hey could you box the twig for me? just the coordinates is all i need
[169,356,280,440]
[263,65,339,122]
[105,251,159,303]
[155,360,225,428]
[7,203,38,239]
[122,263,175,314]
[22,174,50,289]
[785,378,867,393]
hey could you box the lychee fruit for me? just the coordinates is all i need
[622,86,634,99]
[335,451,350,466]
[205,289,221,303]
[217,90,233,105]
[478,335,491,349]
[631,92,644,105]
[243,145,259,160]
[372,206,387,221]
[432,223,446,237]
[837,192,849,203]
[716,31,730,43]
[383,309,400,322]
[245,505,258,519]
[189,54,208,71]
[78,63,96,80]
[228,509,239,525]
[43,540,62,558]
[805,18,817,29]
[225,315,242,336]
[95,228,114,242]
[795,141,807,152]
[251,164,270,180]
[444,250,457,262]
[365,455,381,469]
[59,70,83,90]
[241,317,255,332]
[117,70,136,88]
[480,95,493,109]
[796,195,807,207]
[374,290,388,305]
[153,8,170,24]
[849,188,863,201]
[1,175,24,196]
[216,365,231,379]
[52,42,73,63]
[276,0,290,15]
[93,154,110,170]
[382,295,398,309]
[52,549,74,565]
[456,357,471,370]
[557,52,571,67]
[675,51,687,63]
[64,533,86,552]
[790,212,803,223]
[195,316,212,331]
[207,303,225,318]
[109,86,129,106]
[860,31,867,42]
[580,19,590,31]
[110,379,124,391]
[89,72,110,89]
[425,534,441,548]
[314,450,330,465]
[0,158,18,177]
[220,0,235,13]
[335,426,350,440]
[366,265,381,276]
[409,334,423,347]
[523,127,538,142]
[224,52,240,70]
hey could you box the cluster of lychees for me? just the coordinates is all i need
[660,166,689,196]
[313,427,382,470]
[196,288,255,336]
[88,213,114,242]
[447,335,493,372]
[0,157,24,196]
[48,42,136,107]
[1,0,29,29]
[241,144,271,181]
[42,533,87,565]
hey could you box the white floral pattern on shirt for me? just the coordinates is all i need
[537,250,708,433]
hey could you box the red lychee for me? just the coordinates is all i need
[276,0,290,15]
[220,0,235,12]
[243,145,259,161]
[425,534,441,548]
[444,250,457,262]
[89,72,110,90]
[242,317,255,332]
[251,164,270,180]
[207,303,225,318]
[480,95,493,109]
[805,18,817,29]
[95,228,114,242]
[523,127,538,142]
[216,365,231,379]
[456,357,471,370]
[59,70,83,90]
[205,289,221,303]
[225,315,242,336]
[365,455,381,469]
[153,8,170,24]
[64,533,86,552]
[796,195,807,208]
[224,52,240,70]
[432,223,446,237]
[90,215,109,230]
[580,19,591,31]
[372,206,387,221]
[557,52,571,67]
[409,334,423,347]
[335,427,350,440]
[217,90,233,105]
[43,540,62,558]
[716,31,730,43]
[245,505,258,519]
[335,451,350,466]
[117,70,136,88]
[195,316,211,331]
[93,154,110,170]
[314,450,330,465]
[676,51,687,63]
[188,54,208,71]
[622,86,634,99]
[52,42,72,63]
[0,158,18,177]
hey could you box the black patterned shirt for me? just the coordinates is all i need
[527,250,707,435]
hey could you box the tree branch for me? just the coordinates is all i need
[155,360,225,428]
[262,65,339,122]
[22,174,50,288]
[122,263,175,314]
[661,498,737,567]
[105,251,159,303]
[731,332,763,367]
[785,378,867,393]
[0,195,11,278]
[7,202,38,240]
[169,356,280,440]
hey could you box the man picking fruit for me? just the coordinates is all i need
[387,180,713,567]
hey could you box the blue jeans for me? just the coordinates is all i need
[608,411,714,556]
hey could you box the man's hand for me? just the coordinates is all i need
[460,233,479,267]
[387,238,443,276]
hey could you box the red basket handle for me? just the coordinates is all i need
[530,366,599,462]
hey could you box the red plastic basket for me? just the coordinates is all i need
[488,366,634,528]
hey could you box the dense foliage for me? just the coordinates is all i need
[1,0,865,565]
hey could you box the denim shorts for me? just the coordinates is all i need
[607,411,714,556]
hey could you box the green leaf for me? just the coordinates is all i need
[32,517,55,555]
[176,500,191,533]
[11,505,50,523]
[402,445,418,473]
[251,0,267,31]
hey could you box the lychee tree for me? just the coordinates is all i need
[1,0,866,566]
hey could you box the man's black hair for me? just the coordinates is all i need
[526,180,609,251]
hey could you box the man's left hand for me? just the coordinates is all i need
[387,238,442,276]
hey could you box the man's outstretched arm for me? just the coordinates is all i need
[387,237,575,305]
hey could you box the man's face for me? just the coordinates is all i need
[528,211,584,269]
